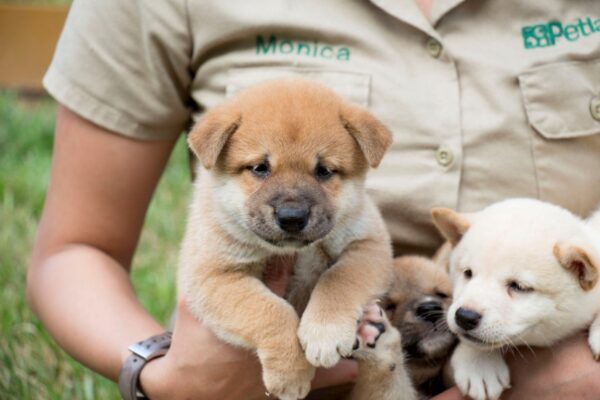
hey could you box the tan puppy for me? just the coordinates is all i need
[178,79,394,400]
[383,252,456,397]
[432,198,600,400]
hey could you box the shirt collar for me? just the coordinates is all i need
[369,0,466,37]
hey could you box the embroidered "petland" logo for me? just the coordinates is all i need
[256,35,351,61]
[522,17,600,49]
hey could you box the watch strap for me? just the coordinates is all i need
[119,331,172,400]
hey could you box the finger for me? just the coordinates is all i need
[264,255,295,297]
[430,387,466,400]
[311,359,358,390]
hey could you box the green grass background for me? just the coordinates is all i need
[0,91,191,399]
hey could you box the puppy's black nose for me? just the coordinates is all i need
[275,207,309,233]
[415,301,443,323]
[455,307,481,331]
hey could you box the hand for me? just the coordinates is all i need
[432,332,600,400]
[140,256,358,400]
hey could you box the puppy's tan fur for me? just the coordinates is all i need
[349,310,417,400]
[384,253,455,394]
[178,79,394,399]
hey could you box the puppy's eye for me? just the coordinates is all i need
[435,291,449,299]
[248,162,270,178]
[463,269,473,279]
[315,164,336,181]
[384,303,397,312]
[508,281,533,293]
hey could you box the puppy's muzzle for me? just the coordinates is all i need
[455,307,482,331]
[275,204,309,233]
[246,183,334,246]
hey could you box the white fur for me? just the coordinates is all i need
[446,198,600,400]
[451,342,510,400]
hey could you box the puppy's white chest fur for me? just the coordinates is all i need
[286,245,332,314]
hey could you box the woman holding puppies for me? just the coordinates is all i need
[28,0,600,399]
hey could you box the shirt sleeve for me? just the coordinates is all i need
[43,0,193,140]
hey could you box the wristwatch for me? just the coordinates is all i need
[119,331,172,400]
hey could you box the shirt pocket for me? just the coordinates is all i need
[226,67,371,107]
[518,59,600,216]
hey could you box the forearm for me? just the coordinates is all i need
[27,244,163,381]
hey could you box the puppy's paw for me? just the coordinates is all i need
[352,302,389,354]
[589,333,600,361]
[352,302,403,367]
[451,343,510,400]
[588,318,600,360]
[298,311,358,368]
[262,355,315,400]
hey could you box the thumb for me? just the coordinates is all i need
[264,255,295,297]
[311,360,358,390]
[430,387,466,400]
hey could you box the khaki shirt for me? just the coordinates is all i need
[44,0,600,255]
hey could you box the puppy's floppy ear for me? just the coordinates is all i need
[432,241,453,273]
[554,240,600,291]
[188,105,241,169]
[431,208,472,246]
[340,103,393,168]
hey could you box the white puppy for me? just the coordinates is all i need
[431,198,600,400]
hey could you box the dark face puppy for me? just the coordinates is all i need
[188,79,391,250]
[381,254,456,394]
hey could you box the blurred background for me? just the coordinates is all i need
[1,1,189,398]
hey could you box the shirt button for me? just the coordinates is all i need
[591,96,600,121]
[426,38,443,58]
[436,146,454,167]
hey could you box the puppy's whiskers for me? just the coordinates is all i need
[433,317,449,332]
[503,332,535,360]
[500,335,522,358]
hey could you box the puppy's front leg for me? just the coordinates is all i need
[350,303,418,400]
[298,238,392,368]
[188,270,315,400]
[451,342,510,400]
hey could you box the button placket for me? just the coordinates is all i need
[421,33,462,211]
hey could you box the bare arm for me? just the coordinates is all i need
[26,105,176,379]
